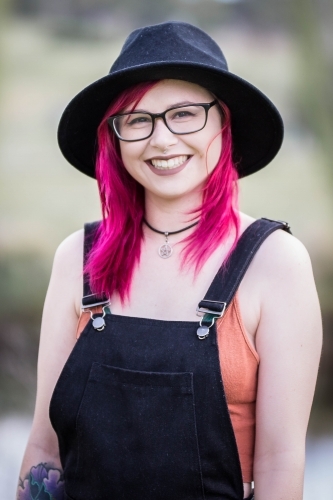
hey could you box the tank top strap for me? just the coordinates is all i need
[198,218,291,316]
[82,221,109,309]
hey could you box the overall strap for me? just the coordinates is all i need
[82,221,109,309]
[196,218,291,338]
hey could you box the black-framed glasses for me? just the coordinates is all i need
[107,100,218,142]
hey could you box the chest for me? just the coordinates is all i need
[110,238,260,347]
[111,239,224,320]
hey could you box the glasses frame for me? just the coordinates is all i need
[107,100,218,142]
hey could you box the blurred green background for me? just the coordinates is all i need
[0,0,332,432]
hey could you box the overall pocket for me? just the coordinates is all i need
[70,362,205,500]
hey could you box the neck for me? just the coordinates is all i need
[144,191,202,233]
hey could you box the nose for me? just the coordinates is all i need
[148,117,178,151]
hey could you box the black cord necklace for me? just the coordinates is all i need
[143,219,199,259]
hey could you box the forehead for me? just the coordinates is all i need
[129,79,213,112]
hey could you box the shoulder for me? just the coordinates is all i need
[53,229,84,275]
[237,215,318,339]
[238,212,312,280]
[50,228,84,316]
[237,213,311,282]
[54,228,84,268]
[247,220,321,348]
[253,223,313,290]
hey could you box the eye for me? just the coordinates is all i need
[127,115,152,126]
[172,110,195,119]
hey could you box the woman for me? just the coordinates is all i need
[17,22,322,500]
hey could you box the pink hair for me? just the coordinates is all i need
[85,81,239,302]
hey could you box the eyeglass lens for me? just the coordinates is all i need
[113,105,208,141]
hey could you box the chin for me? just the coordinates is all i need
[153,184,203,201]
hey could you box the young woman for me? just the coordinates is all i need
[17,22,322,500]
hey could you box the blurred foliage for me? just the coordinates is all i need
[0,253,49,319]
[0,0,9,75]
[7,0,333,31]
[290,0,333,178]
[0,253,50,414]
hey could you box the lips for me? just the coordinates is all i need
[150,155,189,169]
[145,155,192,176]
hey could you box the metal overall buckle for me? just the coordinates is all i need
[195,300,226,340]
[81,294,111,331]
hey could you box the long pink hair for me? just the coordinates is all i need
[85,81,239,302]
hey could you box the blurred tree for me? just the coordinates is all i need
[10,0,37,15]
[0,253,49,414]
[286,0,333,426]
[0,0,9,78]
[290,0,333,174]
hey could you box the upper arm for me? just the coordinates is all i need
[254,230,322,461]
[27,229,84,456]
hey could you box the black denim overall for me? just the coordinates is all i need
[49,218,291,500]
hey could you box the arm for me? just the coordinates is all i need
[17,230,84,500]
[18,462,64,500]
[253,230,322,500]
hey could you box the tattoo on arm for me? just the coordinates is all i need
[17,462,64,500]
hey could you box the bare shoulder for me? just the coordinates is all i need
[237,216,318,341]
[42,227,84,345]
[253,225,314,289]
[238,213,314,287]
[51,229,84,314]
[238,212,311,274]
[250,223,322,357]
[53,228,84,275]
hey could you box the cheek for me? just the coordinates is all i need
[119,143,135,164]
[205,133,222,172]
[119,143,144,176]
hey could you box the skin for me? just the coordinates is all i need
[17,80,322,500]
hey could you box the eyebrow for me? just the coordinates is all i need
[128,101,196,113]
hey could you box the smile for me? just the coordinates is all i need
[149,155,189,170]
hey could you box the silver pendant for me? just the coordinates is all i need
[197,325,210,340]
[158,243,173,258]
[158,232,173,259]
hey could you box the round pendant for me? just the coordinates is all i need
[92,316,106,331]
[197,326,210,340]
[158,243,173,259]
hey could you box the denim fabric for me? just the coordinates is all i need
[50,219,286,500]
[50,316,243,499]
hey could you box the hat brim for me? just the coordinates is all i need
[58,62,284,179]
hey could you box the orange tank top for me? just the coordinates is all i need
[76,292,258,483]
[216,292,258,482]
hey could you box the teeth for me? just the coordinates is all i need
[151,155,188,169]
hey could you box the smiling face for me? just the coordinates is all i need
[118,79,223,202]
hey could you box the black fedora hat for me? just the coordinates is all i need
[58,21,284,179]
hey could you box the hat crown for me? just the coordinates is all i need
[110,21,228,74]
